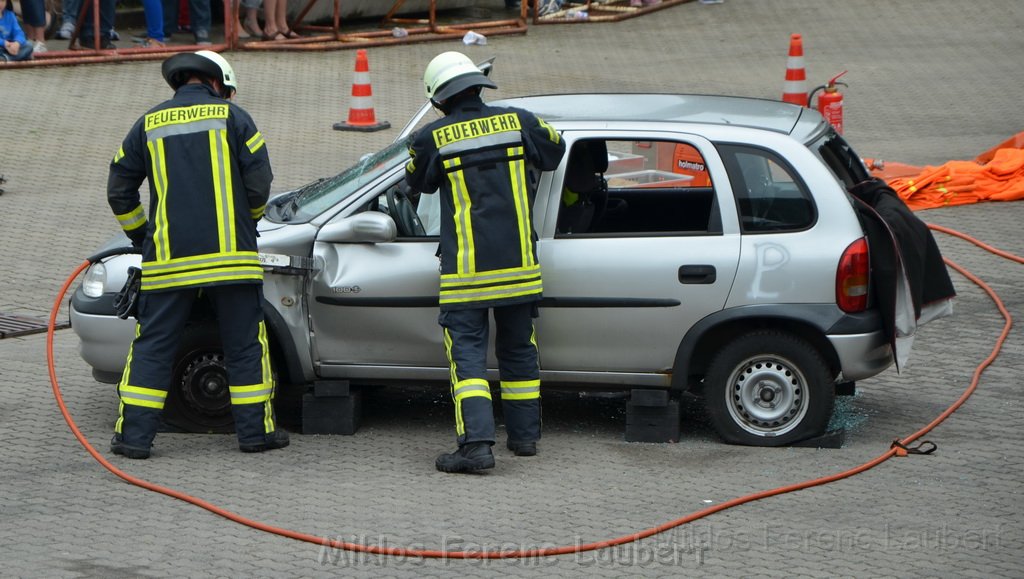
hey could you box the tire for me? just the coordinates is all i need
[704,330,834,446]
[163,324,235,434]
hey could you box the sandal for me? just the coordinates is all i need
[281,29,301,39]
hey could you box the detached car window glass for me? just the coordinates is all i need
[557,139,719,236]
[719,143,816,233]
[813,132,871,190]
[270,139,411,223]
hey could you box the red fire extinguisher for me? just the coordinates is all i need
[810,70,848,134]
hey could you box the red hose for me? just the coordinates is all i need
[46,223,1015,559]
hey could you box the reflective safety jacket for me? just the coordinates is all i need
[404,95,565,311]
[107,83,273,292]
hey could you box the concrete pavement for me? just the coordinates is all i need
[1,0,1022,576]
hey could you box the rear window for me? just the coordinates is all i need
[718,144,816,233]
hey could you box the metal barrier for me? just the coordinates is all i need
[529,0,690,24]
[3,0,690,67]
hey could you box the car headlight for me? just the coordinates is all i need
[82,262,107,298]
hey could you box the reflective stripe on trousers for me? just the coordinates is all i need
[439,302,542,446]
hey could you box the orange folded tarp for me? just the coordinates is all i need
[869,131,1024,210]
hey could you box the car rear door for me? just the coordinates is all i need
[534,131,742,378]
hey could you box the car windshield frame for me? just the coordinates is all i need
[270,138,411,223]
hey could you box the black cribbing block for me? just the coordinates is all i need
[625,400,680,443]
[791,429,845,449]
[302,388,362,435]
[629,388,670,407]
[836,381,857,397]
[314,380,352,397]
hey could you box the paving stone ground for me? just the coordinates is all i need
[1,0,1022,576]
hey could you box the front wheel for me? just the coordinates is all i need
[163,324,235,433]
[704,331,834,446]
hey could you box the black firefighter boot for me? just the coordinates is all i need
[435,442,495,473]
[110,405,162,459]
[233,401,291,453]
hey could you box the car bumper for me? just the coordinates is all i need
[69,290,134,382]
[827,330,893,382]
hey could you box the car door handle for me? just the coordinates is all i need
[678,265,717,284]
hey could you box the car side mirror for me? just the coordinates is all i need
[317,212,397,244]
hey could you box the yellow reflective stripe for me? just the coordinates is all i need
[140,266,263,291]
[115,205,147,232]
[142,251,261,274]
[443,328,463,435]
[230,383,273,404]
[210,128,235,253]
[538,118,560,144]
[116,324,141,433]
[445,157,475,275]
[250,204,266,220]
[147,138,172,263]
[432,113,522,149]
[440,264,541,287]
[439,282,543,305]
[507,145,533,267]
[144,104,229,131]
[113,146,125,164]
[500,379,540,400]
[258,321,275,433]
[246,131,265,154]
[115,401,125,434]
[119,384,169,409]
[454,379,491,401]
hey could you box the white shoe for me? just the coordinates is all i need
[33,40,48,53]
[537,0,562,16]
[56,21,74,39]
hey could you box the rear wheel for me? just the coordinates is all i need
[704,330,834,446]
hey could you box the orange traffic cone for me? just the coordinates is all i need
[781,33,808,107]
[334,49,391,132]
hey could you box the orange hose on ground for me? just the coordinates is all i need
[46,224,1015,559]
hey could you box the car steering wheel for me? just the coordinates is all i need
[386,184,426,237]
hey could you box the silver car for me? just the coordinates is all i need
[70,93,894,446]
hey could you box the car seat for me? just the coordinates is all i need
[558,140,609,234]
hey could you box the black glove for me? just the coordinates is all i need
[113,267,142,320]
[128,229,146,249]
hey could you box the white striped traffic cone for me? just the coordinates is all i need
[781,33,809,107]
[334,49,391,132]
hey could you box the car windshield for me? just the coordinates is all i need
[271,138,411,223]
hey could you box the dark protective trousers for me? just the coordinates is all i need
[115,284,279,449]
[439,302,542,446]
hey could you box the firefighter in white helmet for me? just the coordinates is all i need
[107,51,288,459]
[405,52,566,473]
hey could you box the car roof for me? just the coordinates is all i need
[488,93,827,142]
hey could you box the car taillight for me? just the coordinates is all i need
[836,238,869,313]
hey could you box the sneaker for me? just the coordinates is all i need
[32,40,47,53]
[239,429,290,453]
[506,441,537,457]
[194,29,211,45]
[56,20,74,40]
[536,0,562,16]
[435,442,495,473]
[142,37,165,47]
[109,28,120,40]
[110,435,151,459]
